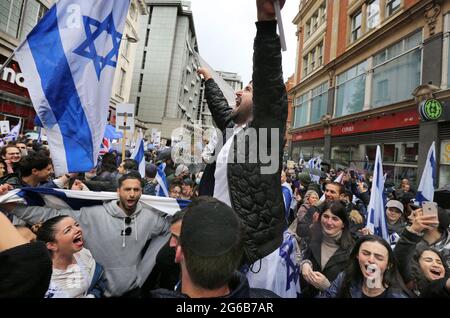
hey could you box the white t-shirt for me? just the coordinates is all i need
[213,125,244,207]
[45,248,96,298]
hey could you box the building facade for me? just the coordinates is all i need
[129,0,202,140]
[289,0,450,187]
[108,0,147,130]
[0,0,53,131]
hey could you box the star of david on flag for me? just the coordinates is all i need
[15,0,130,175]
[73,13,122,80]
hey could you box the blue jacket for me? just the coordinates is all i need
[319,272,409,298]
[88,262,107,298]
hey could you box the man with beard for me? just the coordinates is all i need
[195,0,287,265]
[0,171,169,297]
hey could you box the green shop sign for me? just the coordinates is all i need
[420,99,443,121]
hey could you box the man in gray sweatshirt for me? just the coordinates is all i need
[1,172,170,297]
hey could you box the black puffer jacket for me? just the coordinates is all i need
[199,21,287,264]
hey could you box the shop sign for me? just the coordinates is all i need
[419,99,443,121]
[442,140,450,165]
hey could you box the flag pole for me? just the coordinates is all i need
[122,113,127,162]
[0,52,16,75]
[0,37,28,74]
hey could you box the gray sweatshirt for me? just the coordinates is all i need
[12,200,170,297]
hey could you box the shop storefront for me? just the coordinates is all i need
[330,108,420,185]
[0,54,35,131]
[439,122,450,188]
[290,128,324,162]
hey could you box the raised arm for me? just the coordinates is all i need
[197,67,234,132]
[252,0,287,131]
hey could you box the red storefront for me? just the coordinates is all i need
[0,54,36,131]
[291,107,421,184]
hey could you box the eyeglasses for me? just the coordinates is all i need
[121,217,132,236]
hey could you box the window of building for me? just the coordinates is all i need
[136,97,140,116]
[386,0,401,17]
[317,42,323,67]
[0,0,25,38]
[305,22,311,39]
[367,0,380,30]
[37,3,47,22]
[303,56,309,76]
[371,30,422,108]
[145,28,150,47]
[148,6,153,25]
[310,82,328,124]
[303,41,324,77]
[118,68,126,96]
[335,60,367,117]
[304,1,327,39]
[293,93,309,128]
[122,39,130,59]
[138,73,143,92]
[351,10,362,42]
[320,3,327,22]
[141,51,147,69]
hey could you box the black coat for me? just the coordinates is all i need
[198,21,287,264]
[301,238,352,298]
[0,242,52,297]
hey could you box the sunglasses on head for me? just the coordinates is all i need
[121,217,132,236]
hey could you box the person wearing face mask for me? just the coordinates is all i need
[300,201,355,298]
[320,235,410,298]
[34,216,106,298]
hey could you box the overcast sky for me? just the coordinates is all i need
[190,0,299,84]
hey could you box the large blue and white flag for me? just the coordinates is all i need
[366,146,389,242]
[415,142,436,204]
[0,187,189,216]
[155,162,169,197]
[15,0,130,175]
[246,231,300,298]
[131,131,145,178]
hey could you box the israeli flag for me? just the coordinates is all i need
[3,120,22,142]
[15,0,130,175]
[0,187,189,217]
[246,231,300,298]
[131,134,145,178]
[366,146,389,242]
[155,162,169,197]
[281,182,293,223]
[415,142,436,204]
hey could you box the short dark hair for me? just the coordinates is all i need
[328,182,345,196]
[19,153,52,177]
[0,145,20,158]
[121,159,138,172]
[118,171,142,188]
[180,197,244,290]
[170,209,186,225]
